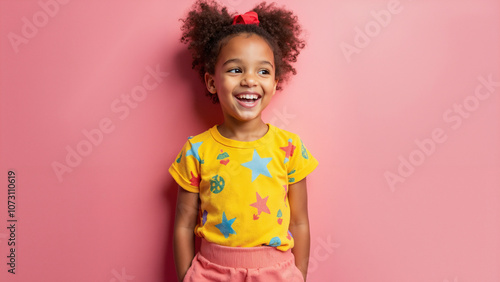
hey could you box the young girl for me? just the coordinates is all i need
[170,0,318,281]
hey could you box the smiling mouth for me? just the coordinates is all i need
[234,93,261,108]
[235,93,260,101]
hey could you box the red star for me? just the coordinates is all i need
[250,192,270,215]
[280,141,296,159]
[189,171,200,186]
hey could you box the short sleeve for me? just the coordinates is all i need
[168,139,201,193]
[287,137,318,184]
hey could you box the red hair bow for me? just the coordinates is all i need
[232,11,260,26]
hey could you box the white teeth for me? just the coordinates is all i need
[236,94,259,100]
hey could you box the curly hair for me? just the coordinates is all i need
[179,0,306,103]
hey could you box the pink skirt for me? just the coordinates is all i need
[183,239,304,282]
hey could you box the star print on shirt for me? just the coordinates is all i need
[250,192,270,215]
[241,149,272,182]
[185,141,203,163]
[189,171,200,187]
[215,212,236,238]
[280,138,296,163]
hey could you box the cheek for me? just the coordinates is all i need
[264,80,277,91]
[218,76,236,89]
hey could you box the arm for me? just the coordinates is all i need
[288,177,311,281]
[173,186,199,282]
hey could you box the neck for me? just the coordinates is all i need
[217,115,268,142]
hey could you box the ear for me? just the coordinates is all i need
[271,78,279,96]
[204,72,217,94]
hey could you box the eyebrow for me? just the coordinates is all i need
[222,58,274,69]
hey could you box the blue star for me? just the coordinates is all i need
[185,141,203,163]
[215,212,236,238]
[241,149,272,182]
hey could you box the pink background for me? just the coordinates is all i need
[1,0,499,281]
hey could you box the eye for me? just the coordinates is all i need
[258,69,271,75]
[228,68,242,73]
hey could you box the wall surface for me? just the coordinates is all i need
[1,0,499,281]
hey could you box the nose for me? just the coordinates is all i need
[241,72,258,87]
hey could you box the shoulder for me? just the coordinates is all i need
[270,124,302,143]
[183,127,213,144]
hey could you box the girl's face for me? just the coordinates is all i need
[205,33,278,124]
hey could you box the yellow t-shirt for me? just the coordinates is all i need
[169,124,318,251]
